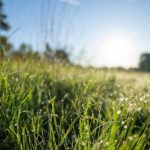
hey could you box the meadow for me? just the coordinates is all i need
[0,59,150,150]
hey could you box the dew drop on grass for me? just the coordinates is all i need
[99,140,103,144]
[106,142,109,146]
[140,97,143,101]
[120,97,125,102]
[117,84,120,87]
[128,136,133,141]
[117,110,121,115]
[81,141,85,146]
[134,134,137,138]
[137,107,142,112]
[121,121,125,125]
[144,100,148,104]
[85,125,88,131]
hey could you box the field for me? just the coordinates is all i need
[0,60,150,150]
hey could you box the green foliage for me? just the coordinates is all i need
[139,53,150,72]
[55,49,70,63]
[0,36,12,57]
[0,0,11,57]
[11,43,41,60]
[0,0,10,31]
[44,43,70,63]
[0,60,150,149]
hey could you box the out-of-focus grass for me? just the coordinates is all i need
[0,59,150,150]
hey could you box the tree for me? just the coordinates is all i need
[139,53,150,71]
[44,43,55,61]
[11,43,41,60]
[44,43,70,63]
[55,48,70,63]
[0,0,11,57]
[0,0,10,31]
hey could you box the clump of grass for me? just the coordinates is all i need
[0,59,150,149]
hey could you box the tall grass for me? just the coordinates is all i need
[0,59,150,149]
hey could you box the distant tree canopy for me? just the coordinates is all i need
[55,49,70,63]
[44,43,70,63]
[139,53,150,71]
[0,0,11,57]
[11,43,40,60]
[0,36,12,50]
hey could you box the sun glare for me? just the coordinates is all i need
[100,33,137,67]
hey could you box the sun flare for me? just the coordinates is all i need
[101,33,137,67]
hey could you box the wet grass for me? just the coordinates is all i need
[0,59,150,150]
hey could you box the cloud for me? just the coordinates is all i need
[59,0,80,5]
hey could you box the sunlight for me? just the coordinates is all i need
[101,33,137,67]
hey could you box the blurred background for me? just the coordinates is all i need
[1,0,150,71]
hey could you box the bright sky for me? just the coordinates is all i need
[3,0,150,68]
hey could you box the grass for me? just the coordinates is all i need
[0,59,150,150]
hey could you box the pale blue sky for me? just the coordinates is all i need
[3,0,150,67]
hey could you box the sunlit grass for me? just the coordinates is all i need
[0,59,150,149]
